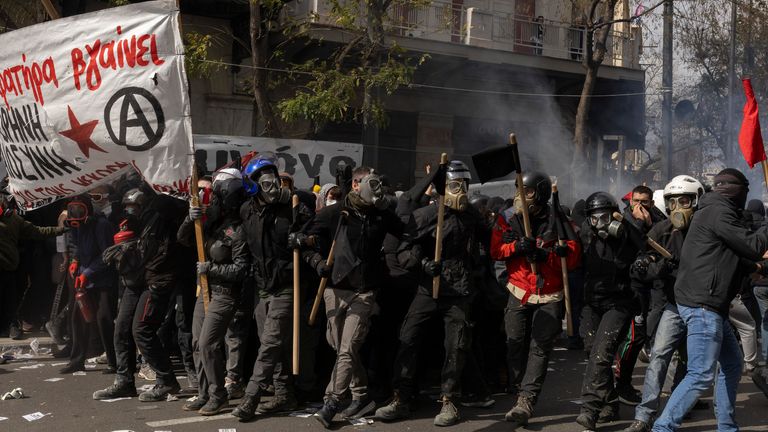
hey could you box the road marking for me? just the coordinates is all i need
[146,413,234,427]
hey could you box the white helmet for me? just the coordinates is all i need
[663,175,704,207]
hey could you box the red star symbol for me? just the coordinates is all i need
[59,106,106,158]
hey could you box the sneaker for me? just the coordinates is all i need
[183,396,208,411]
[226,382,245,400]
[59,362,85,374]
[9,323,22,340]
[434,396,460,427]
[314,399,340,429]
[752,367,768,398]
[138,363,156,381]
[597,404,619,423]
[138,382,181,402]
[232,394,259,421]
[621,420,651,432]
[618,385,642,406]
[95,353,109,364]
[341,396,376,419]
[93,382,137,400]
[576,412,597,430]
[504,395,533,425]
[257,393,298,414]
[460,394,496,408]
[199,397,228,416]
[374,392,410,421]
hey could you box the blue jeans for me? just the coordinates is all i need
[635,304,686,423]
[754,285,768,362]
[652,305,743,432]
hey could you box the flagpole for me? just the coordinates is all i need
[762,160,768,191]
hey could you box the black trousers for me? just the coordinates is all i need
[114,285,143,385]
[70,285,117,368]
[192,289,237,401]
[133,288,178,387]
[176,283,197,373]
[0,270,18,332]
[615,316,647,388]
[392,292,472,400]
[504,295,564,403]
[579,303,633,416]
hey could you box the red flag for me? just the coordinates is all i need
[738,78,766,168]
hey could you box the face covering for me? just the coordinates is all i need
[713,172,749,209]
[357,174,388,210]
[93,200,112,217]
[666,195,694,230]
[326,199,337,206]
[445,179,469,211]
[257,172,289,204]
[588,210,623,239]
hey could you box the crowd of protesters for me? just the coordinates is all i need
[1,154,768,432]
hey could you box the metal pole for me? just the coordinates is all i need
[662,0,673,181]
[727,1,737,166]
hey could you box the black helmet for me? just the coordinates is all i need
[521,171,552,204]
[122,188,148,209]
[447,160,472,182]
[584,191,618,214]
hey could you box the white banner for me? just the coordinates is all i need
[193,135,363,190]
[0,0,192,209]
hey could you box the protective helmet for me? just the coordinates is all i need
[584,191,619,214]
[663,175,704,207]
[446,160,472,182]
[469,194,489,208]
[242,153,278,196]
[520,171,552,205]
[212,168,244,212]
[121,188,148,208]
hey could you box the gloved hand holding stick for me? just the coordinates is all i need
[308,211,348,326]
[190,158,210,313]
[432,153,449,299]
[612,212,673,259]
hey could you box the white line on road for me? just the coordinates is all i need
[146,413,234,427]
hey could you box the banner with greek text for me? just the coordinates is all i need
[0,0,192,209]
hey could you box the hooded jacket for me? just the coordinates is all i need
[674,192,768,315]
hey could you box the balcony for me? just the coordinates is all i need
[283,0,641,70]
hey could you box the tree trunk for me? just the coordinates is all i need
[250,0,281,137]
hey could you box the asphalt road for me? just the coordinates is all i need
[1,347,767,432]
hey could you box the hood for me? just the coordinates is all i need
[697,191,738,211]
[747,199,765,218]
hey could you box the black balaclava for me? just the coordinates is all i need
[713,168,749,209]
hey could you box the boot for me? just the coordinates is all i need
[433,396,459,427]
[576,411,597,431]
[183,396,208,411]
[374,391,410,421]
[232,394,259,421]
[617,384,642,406]
[199,397,228,416]
[59,362,85,374]
[597,403,620,424]
[621,420,651,432]
[751,366,768,398]
[138,382,181,402]
[504,395,533,425]
[340,396,376,419]
[226,381,245,400]
[92,382,137,400]
[314,399,340,429]
[257,393,298,414]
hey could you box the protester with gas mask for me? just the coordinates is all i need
[175,168,249,415]
[576,191,645,430]
[0,189,67,340]
[298,166,403,428]
[375,161,485,427]
[487,172,581,426]
[231,154,312,421]
[60,193,117,374]
[622,175,704,432]
[652,168,768,432]
[93,189,148,400]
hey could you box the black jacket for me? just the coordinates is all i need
[138,196,183,291]
[303,199,404,292]
[674,192,768,315]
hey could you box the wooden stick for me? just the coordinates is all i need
[432,153,449,299]
[762,160,768,191]
[40,0,61,20]
[190,160,210,313]
[509,134,537,274]
[292,195,301,375]
[552,184,574,337]
[612,211,673,258]
[308,212,347,326]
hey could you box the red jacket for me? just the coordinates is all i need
[490,211,581,303]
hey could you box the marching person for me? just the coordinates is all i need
[301,166,403,428]
[375,161,484,427]
[652,169,768,432]
[178,168,249,415]
[622,175,704,432]
[231,154,312,421]
[489,172,581,426]
[576,192,645,430]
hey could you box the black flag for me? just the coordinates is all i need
[471,144,521,184]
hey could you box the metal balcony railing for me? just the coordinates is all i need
[283,0,641,70]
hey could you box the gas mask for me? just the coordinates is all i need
[65,200,90,228]
[358,174,389,210]
[588,210,623,239]
[257,172,290,205]
[90,193,112,217]
[666,194,695,230]
[445,179,469,212]
[513,190,542,216]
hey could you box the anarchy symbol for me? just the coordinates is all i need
[104,87,165,152]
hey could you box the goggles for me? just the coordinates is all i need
[588,210,611,228]
[665,195,693,211]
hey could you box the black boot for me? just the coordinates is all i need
[232,394,259,421]
[314,399,340,429]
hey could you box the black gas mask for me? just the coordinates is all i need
[588,210,623,240]
[256,170,290,205]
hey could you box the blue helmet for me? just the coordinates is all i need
[242,154,278,196]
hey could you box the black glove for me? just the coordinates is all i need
[422,259,442,277]
[554,244,569,258]
[315,260,332,278]
[502,230,518,244]
[757,260,768,276]
[662,257,679,273]
[631,256,651,277]
[528,248,549,263]
[287,232,307,249]
[515,237,536,256]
